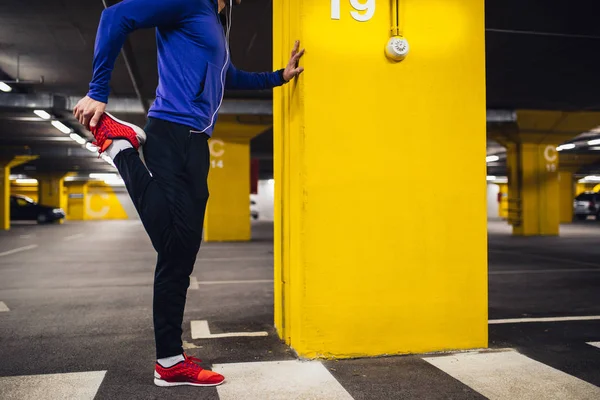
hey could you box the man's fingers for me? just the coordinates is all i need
[290,40,299,57]
[89,110,103,129]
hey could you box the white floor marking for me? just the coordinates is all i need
[0,371,106,400]
[0,244,38,257]
[197,256,272,262]
[191,320,268,339]
[182,340,202,350]
[488,249,600,268]
[189,276,199,290]
[489,315,600,324]
[19,234,32,239]
[424,350,600,400]
[0,301,9,312]
[214,360,354,400]
[587,341,600,349]
[63,233,84,241]
[490,268,600,275]
[198,279,273,285]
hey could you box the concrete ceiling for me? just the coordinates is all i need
[1,0,600,178]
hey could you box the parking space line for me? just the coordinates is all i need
[488,249,600,268]
[587,342,600,349]
[0,371,106,400]
[423,350,600,400]
[197,256,272,262]
[189,277,199,290]
[63,233,85,241]
[191,320,268,339]
[489,316,600,324]
[0,301,9,312]
[490,268,600,275]
[214,360,354,400]
[197,279,273,285]
[0,244,38,257]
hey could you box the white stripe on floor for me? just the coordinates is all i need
[63,233,84,241]
[488,249,600,268]
[490,268,600,275]
[0,301,9,312]
[214,360,354,400]
[587,341,600,349]
[191,320,268,339]
[0,244,38,257]
[0,371,106,400]
[197,256,272,262]
[489,315,600,324]
[424,350,600,400]
[198,279,273,285]
[189,277,199,290]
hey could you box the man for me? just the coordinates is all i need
[74,0,304,388]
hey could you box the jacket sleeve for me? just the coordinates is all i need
[225,63,287,91]
[87,0,192,103]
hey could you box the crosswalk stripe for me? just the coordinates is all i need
[213,360,354,400]
[424,350,600,400]
[0,371,106,400]
[587,341,600,349]
[0,301,9,312]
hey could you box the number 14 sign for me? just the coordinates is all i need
[331,0,376,22]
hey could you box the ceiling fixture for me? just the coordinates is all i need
[486,155,500,163]
[0,82,12,92]
[51,120,72,134]
[33,110,51,120]
[69,133,87,145]
[556,144,575,151]
[588,139,600,146]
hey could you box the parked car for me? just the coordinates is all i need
[10,195,65,224]
[573,192,600,221]
[250,199,259,220]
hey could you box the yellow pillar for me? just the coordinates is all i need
[37,174,67,222]
[506,142,561,236]
[66,182,89,220]
[204,138,251,241]
[203,116,271,242]
[274,0,487,357]
[0,156,39,230]
[497,183,508,219]
[558,172,574,224]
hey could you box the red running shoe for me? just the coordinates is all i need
[90,112,146,154]
[154,354,225,387]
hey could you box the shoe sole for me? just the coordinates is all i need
[154,378,225,387]
[104,112,147,147]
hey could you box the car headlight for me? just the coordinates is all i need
[52,208,64,214]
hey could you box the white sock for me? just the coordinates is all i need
[157,354,185,368]
[105,139,133,160]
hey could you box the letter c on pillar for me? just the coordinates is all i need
[209,140,225,157]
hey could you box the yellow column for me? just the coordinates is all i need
[558,172,574,224]
[66,182,89,220]
[37,174,67,222]
[204,138,251,241]
[506,143,560,236]
[274,0,487,357]
[0,156,39,230]
[497,184,508,219]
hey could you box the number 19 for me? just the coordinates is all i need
[331,0,376,22]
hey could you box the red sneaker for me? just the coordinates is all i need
[90,112,146,154]
[154,354,225,387]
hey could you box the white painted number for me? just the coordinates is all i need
[331,0,340,20]
[331,0,375,22]
[350,0,375,22]
[211,159,224,169]
[546,163,556,172]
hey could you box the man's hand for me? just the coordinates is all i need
[73,96,107,130]
[283,40,305,82]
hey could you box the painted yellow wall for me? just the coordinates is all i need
[10,183,39,203]
[274,0,487,357]
[498,183,508,219]
[86,182,129,220]
[204,139,251,242]
[558,172,574,224]
[576,183,597,196]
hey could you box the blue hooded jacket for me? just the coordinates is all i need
[87,0,285,135]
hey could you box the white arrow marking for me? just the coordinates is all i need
[191,320,268,339]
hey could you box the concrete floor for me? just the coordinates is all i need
[0,219,599,399]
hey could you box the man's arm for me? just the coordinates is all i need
[225,64,286,91]
[88,0,192,104]
[225,40,305,91]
